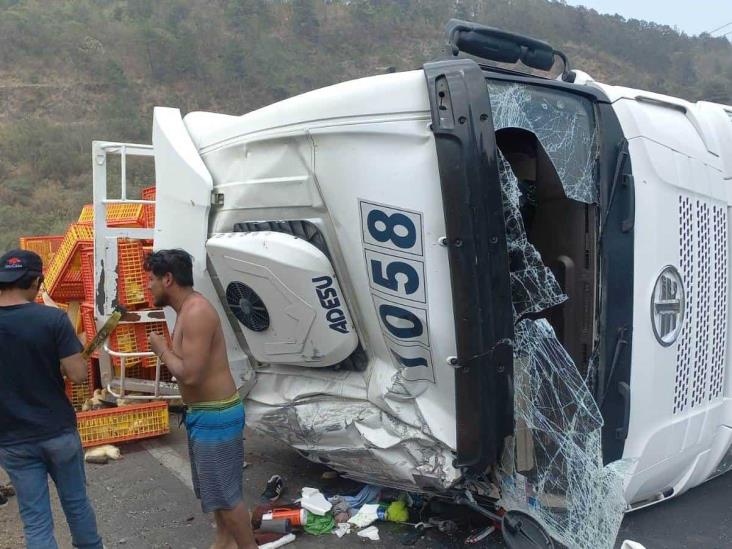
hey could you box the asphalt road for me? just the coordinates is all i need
[1,412,731,548]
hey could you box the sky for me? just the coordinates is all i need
[564,1,732,37]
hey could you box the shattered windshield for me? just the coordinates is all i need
[491,81,627,548]
[488,80,599,204]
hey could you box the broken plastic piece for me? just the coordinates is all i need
[300,487,332,516]
[332,523,352,538]
[348,503,380,528]
[357,525,380,541]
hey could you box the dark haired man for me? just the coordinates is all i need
[0,249,102,549]
[145,249,256,549]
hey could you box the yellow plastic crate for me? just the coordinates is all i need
[76,401,169,448]
[78,203,146,228]
[65,379,91,410]
[45,224,94,299]
[77,204,93,224]
[117,238,151,307]
[19,235,64,269]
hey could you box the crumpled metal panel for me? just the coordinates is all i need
[246,392,461,492]
[499,319,627,549]
[498,151,567,319]
[488,80,599,204]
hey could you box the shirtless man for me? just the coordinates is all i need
[144,249,256,549]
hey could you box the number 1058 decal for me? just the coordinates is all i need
[359,200,435,383]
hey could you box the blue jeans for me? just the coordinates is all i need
[0,431,102,549]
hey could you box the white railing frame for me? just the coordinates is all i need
[91,140,180,400]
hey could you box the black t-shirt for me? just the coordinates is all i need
[0,302,82,446]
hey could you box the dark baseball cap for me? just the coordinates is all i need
[0,249,44,283]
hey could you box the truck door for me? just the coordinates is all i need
[424,59,514,472]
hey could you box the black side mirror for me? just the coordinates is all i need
[445,19,572,81]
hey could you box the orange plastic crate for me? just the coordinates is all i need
[81,241,153,308]
[80,303,99,358]
[19,235,64,271]
[81,249,94,304]
[109,323,141,368]
[45,224,94,301]
[141,186,156,228]
[76,401,169,448]
[65,379,91,410]
[136,321,171,368]
[78,203,146,228]
[107,320,170,369]
[77,204,93,224]
[117,239,153,308]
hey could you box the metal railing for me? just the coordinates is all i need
[91,140,180,400]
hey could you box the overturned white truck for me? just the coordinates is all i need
[96,20,732,548]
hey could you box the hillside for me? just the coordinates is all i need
[1,0,731,249]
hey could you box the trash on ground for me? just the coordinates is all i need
[261,474,284,502]
[259,518,291,534]
[262,508,307,527]
[336,484,380,510]
[303,510,335,535]
[300,487,331,515]
[258,532,296,549]
[386,499,409,522]
[347,503,379,528]
[357,525,380,541]
[332,523,351,538]
[84,444,121,464]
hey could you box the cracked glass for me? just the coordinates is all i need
[493,92,626,548]
[499,319,627,549]
[498,151,567,319]
[488,80,599,204]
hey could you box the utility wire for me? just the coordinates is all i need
[708,21,732,34]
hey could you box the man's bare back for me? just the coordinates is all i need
[170,292,237,404]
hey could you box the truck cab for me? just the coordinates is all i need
[133,20,732,548]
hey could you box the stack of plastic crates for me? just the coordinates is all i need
[21,184,173,419]
[44,224,94,301]
[76,401,169,448]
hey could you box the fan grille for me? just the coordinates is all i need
[226,282,269,332]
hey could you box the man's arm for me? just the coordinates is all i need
[56,311,86,384]
[61,354,88,384]
[151,304,215,385]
